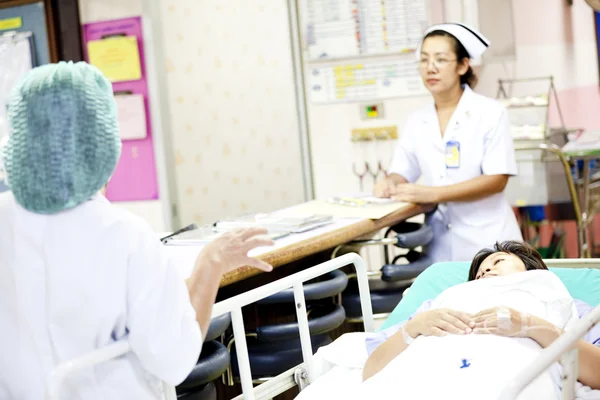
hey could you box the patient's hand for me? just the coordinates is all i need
[407,308,475,338]
[472,307,531,337]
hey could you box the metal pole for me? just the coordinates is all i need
[231,308,255,400]
[354,254,375,333]
[581,160,591,258]
[141,0,179,230]
[286,0,315,201]
[293,283,315,382]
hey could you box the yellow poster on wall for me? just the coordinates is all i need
[87,36,142,82]
[0,17,22,31]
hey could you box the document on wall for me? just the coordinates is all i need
[114,94,147,140]
[309,59,427,103]
[301,0,428,61]
[0,34,33,127]
[304,0,359,60]
[87,36,142,82]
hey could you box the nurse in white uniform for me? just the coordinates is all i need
[0,62,273,399]
[374,23,522,262]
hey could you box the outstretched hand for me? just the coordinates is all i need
[198,227,274,274]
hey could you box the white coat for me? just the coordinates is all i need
[389,85,522,262]
[0,192,202,399]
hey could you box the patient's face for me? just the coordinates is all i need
[474,252,526,280]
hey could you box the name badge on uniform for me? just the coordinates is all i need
[446,140,460,169]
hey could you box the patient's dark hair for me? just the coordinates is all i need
[468,241,547,281]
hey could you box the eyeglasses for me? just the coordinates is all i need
[419,58,457,70]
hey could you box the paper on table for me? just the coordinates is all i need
[278,200,410,220]
[115,94,147,140]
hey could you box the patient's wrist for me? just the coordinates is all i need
[404,320,420,341]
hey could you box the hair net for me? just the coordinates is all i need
[1,61,121,214]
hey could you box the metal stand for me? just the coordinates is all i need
[498,76,574,254]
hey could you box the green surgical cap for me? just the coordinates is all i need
[2,61,121,214]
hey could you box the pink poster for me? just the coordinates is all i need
[82,16,159,201]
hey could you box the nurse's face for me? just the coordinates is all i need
[419,36,469,94]
[474,252,527,280]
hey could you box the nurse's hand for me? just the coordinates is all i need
[391,184,440,204]
[198,227,275,274]
[406,308,475,338]
[373,178,395,198]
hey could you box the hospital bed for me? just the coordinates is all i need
[47,255,600,400]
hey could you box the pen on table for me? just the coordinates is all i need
[160,223,198,244]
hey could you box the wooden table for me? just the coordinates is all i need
[219,203,432,287]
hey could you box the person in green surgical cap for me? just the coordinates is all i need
[0,62,273,400]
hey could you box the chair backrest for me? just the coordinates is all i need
[380,261,600,331]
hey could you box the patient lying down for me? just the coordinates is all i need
[300,241,600,400]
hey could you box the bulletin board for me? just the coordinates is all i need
[0,2,50,65]
[0,4,40,193]
[308,59,427,103]
[301,0,428,60]
[82,16,159,202]
[299,0,429,103]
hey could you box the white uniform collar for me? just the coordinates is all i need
[422,84,475,125]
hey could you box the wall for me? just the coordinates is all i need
[159,0,306,227]
[478,0,600,131]
[79,0,307,230]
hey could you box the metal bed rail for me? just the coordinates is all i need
[499,304,600,400]
[46,253,374,400]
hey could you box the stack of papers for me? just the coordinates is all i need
[215,213,333,233]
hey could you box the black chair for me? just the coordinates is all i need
[339,221,434,322]
[177,313,232,400]
[226,269,348,384]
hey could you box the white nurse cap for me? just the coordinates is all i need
[417,23,490,59]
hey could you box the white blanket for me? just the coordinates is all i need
[298,271,600,400]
